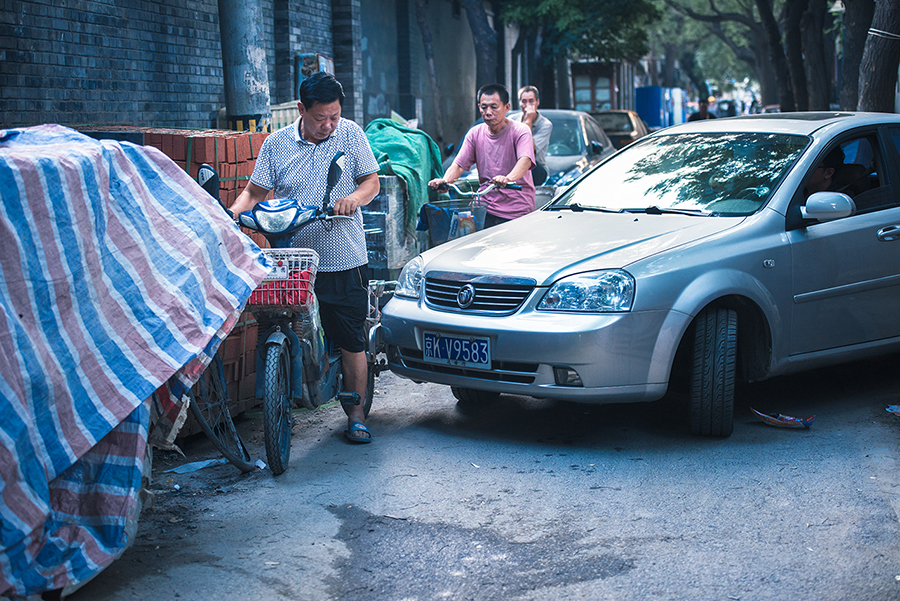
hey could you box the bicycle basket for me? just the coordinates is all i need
[423,198,487,245]
[248,248,319,309]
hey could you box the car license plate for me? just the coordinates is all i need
[423,332,491,369]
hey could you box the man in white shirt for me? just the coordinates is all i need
[510,85,553,185]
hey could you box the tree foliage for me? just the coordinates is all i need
[501,0,662,63]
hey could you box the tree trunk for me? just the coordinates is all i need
[414,0,445,153]
[751,29,781,105]
[528,27,544,94]
[460,0,499,108]
[510,27,526,103]
[647,50,661,87]
[841,0,876,109]
[858,0,900,111]
[785,0,810,110]
[802,0,831,110]
[662,42,679,88]
[756,0,797,111]
[679,51,709,99]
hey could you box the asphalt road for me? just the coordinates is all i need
[71,353,900,601]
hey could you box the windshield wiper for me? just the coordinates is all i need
[547,203,621,213]
[622,206,711,216]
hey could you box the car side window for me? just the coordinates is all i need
[548,120,582,156]
[585,118,611,153]
[585,119,599,143]
[832,136,894,212]
[807,136,892,212]
[787,133,895,230]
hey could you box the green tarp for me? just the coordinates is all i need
[365,118,444,237]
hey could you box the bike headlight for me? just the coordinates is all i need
[395,256,424,299]
[255,206,298,233]
[538,270,635,312]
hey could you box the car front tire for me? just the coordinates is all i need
[689,307,737,437]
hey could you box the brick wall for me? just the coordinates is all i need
[0,0,337,129]
[272,0,333,105]
[332,0,364,123]
[2,0,225,128]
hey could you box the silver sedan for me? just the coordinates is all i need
[382,113,900,436]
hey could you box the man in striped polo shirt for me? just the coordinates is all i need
[230,72,380,443]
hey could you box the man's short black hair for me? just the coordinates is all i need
[300,72,345,110]
[821,146,846,170]
[476,83,510,106]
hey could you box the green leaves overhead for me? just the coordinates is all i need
[501,0,662,62]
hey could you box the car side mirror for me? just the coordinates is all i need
[590,141,604,155]
[800,191,856,222]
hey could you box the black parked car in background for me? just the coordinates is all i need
[590,109,649,150]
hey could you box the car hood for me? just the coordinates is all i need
[423,210,744,285]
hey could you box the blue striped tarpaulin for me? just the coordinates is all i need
[0,124,270,597]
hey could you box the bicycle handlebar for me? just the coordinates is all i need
[437,182,523,196]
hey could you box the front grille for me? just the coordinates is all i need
[393,346,538,384]
[425,275,535,314]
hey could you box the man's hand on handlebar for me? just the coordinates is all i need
[331,196,359,216]
[491,175,513,188]
[428,177,450,190]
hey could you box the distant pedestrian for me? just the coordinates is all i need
[688,98,717,122]
[510,85,553,185]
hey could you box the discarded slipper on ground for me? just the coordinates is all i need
[345,421,372,444]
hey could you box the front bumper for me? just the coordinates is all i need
[381,295,689,403]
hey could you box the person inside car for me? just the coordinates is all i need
[804,146,845,197]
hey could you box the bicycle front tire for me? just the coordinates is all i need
[263,340,293,475]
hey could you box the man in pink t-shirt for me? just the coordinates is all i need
[428,83,536,227]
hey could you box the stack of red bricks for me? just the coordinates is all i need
[75,125,270,209]
[143,128,270,208]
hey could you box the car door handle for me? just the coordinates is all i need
[877,225,900,241]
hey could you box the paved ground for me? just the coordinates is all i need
[70,353,900,600]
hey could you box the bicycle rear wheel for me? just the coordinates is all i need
[189,353,256,472]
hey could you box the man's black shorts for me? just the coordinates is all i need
[315,265,369,353]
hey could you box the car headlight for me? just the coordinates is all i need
[395,256,424,299]
[538,270,635,312]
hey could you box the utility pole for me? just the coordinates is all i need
[218,0,272,131]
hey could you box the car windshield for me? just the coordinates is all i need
[593,113,632,133]
[552,132,809,216]
[546,115,584,157]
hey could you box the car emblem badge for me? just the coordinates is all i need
[457,284,476,309]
